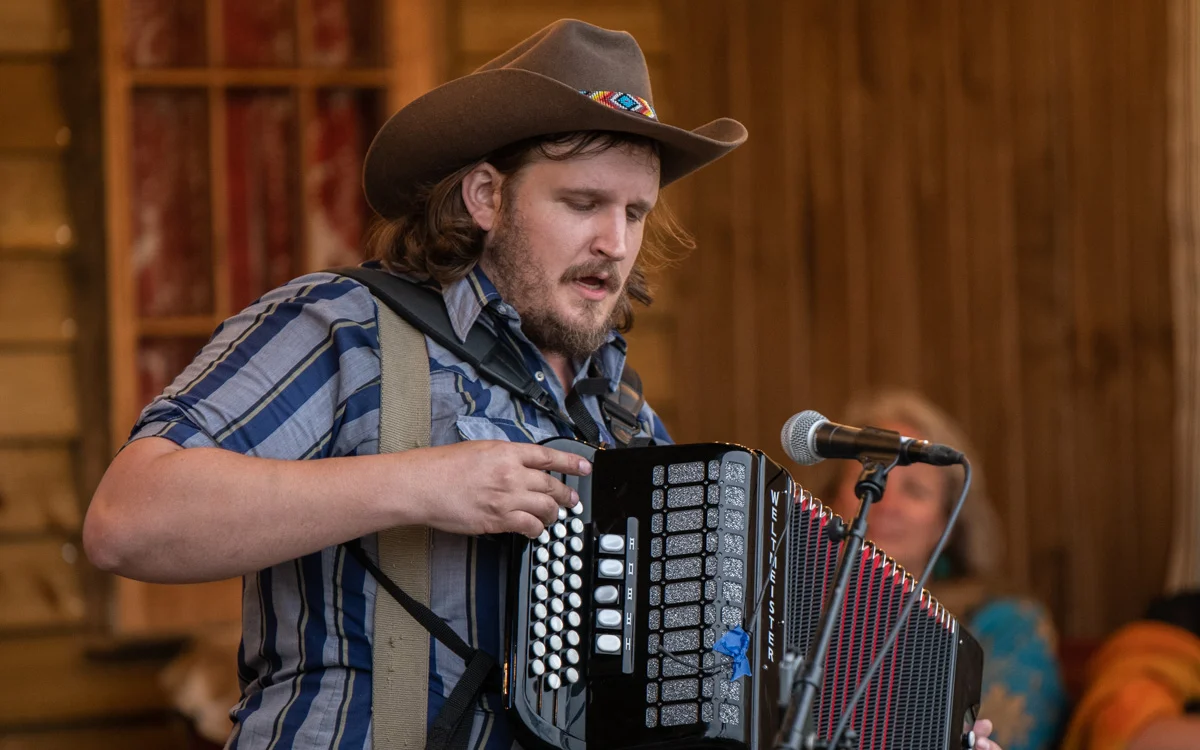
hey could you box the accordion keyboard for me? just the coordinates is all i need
[505,440,793,750]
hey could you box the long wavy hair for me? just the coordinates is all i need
[365,131,693,332]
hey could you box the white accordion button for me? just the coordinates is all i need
[551,579,566,596]
[566,649,580,665]
[530,659,545,676]
[549,634,563,651]
[550,598,564,614]
[566,630,580,647]
[535,548,550,564]
[568,556,583,572]
[550,616,564,632]
[598,559,624,578]
[546,673,562,690]
[552,541,567,558]
[594,586,619,605]
[599,534,625,553]
[568,574,583,590]
[567,611,582,628]
[558,507,568,521]
[547,654,563,670]
[566,667,580,684]
[570,501,584,516]
[569,537,584,553]
[532,622,547,639]
[534,566,549,582]
[553,523,567,539]
[597,609,622,628]
[596,634,622,654]
[534,584,548,601]
[537,530,551,545]
[551,560,566,577]
[568,593,582,610]
[532,603,547,620]
[569,518,584,535]
[531,641,546,658]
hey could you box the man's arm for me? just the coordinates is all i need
[84,436,588,583]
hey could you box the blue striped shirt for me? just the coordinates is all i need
[129,264,672,749]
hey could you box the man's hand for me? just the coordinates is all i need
[972,718,1002,750]
[408,441,591,538]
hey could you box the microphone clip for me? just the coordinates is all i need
[852,449,900,506]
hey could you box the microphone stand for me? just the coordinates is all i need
[773,451,898,750]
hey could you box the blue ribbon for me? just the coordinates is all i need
[713,625,752,681]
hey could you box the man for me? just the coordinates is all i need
[84,19,1001,750]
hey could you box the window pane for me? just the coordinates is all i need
[226,91,300,310]
[130,90,213,318]
[138,338,209,410]
[126,0,206,68]
[310,0,381,68]
[223,0,296,67]
[306,89,380,269]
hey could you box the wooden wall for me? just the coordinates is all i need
[662,0,1174,638]
[0,2,191,747]
[0,0,92,635]
[6,0,1166,652]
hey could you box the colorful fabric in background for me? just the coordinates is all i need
[1061,621,1200,750]
[969,598,1069,750]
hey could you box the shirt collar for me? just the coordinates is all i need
[441,264,505,342]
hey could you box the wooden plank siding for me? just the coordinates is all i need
[661,0,1174,638]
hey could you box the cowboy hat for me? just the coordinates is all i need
[362,18,747,218]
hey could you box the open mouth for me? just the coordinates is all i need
[569,273,613,301]
[576,275,607,291]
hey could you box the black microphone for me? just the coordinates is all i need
[779,409,963,467]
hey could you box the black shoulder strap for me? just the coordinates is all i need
[569,362,650,448]
[345,540,498,749]
[335,266,649,447]
[336,266,561,419]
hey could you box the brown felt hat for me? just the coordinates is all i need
[362,18,747,219]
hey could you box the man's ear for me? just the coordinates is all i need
[461,162,505,231]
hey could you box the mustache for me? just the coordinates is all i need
[560,260,623,290]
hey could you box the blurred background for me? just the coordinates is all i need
[1,0,1198,746]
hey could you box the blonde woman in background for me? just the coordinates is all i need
[815,389,1067,750]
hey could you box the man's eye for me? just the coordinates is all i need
[568,201,595,212]
[627,210,645,223]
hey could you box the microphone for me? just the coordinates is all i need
[780,409,964,467]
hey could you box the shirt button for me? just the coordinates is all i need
[496,303,510,315]
[535,371,546,382]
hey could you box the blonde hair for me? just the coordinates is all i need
[816,388,1005,583]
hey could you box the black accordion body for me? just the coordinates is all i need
[504,440,983,750]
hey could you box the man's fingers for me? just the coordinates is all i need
[532,470,579,508]
[522,445,592,477]
[510,491,559,527]
[506,510,547,539]
[972,719,995,750]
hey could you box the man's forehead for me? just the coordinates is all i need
[521,144,660,194]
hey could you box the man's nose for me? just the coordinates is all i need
[592,209,629,260]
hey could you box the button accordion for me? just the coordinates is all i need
[504,440,983,749]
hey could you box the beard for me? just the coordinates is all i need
[484,208,626,361]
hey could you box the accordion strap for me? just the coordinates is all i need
[345,540,501,750]
[348,283,506,750]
